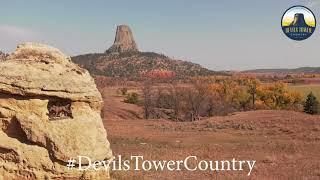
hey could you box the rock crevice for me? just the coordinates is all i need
[0,51,7,61]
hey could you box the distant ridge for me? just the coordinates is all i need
[243,67,320,74]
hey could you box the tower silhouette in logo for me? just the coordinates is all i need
[290,13,309,27]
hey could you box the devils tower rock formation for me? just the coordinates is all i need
[72,24,224,78]
[0,42,112,179]
[106,25,139,54]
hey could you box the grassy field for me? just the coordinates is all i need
[288,84,320,100]
[101,87,320,179]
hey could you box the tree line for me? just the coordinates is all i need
[122,77,319,121]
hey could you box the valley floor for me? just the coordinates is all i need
[102,87,320,180]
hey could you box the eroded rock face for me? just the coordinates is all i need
[0,42,112,179]
[106,25,138,54]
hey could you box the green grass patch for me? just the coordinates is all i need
[288,85,320,100]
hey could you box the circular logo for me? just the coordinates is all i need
[281,6,316,41]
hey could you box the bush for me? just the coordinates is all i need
[304,92,319,115]
[124,92,139,104]
[120,87,128,95]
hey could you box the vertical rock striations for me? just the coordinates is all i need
[106,25,139,54]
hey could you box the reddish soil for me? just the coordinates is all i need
[101,87,320,180]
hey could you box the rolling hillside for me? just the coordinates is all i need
[72,51,224,79]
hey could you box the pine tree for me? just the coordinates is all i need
[304,92,319,115]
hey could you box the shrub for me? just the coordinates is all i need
[120,87,128,95]
[258,82,302,110]
[304,92,319,115]
[124,92,139,104]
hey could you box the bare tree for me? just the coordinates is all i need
[247,79,260,109]
[182,81,208,121]
[169,84,184,121]
[142,79,154,119]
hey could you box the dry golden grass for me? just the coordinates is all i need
[289,84,320,100]
[101,87,320,179]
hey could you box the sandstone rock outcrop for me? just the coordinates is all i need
[106,25,138,54]
[0,42,112,179]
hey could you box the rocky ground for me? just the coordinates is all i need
[102,86,320,180]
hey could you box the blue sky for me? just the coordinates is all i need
[0,0,319,70]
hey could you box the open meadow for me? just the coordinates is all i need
[101,86,320,180]
[289,84,320,100]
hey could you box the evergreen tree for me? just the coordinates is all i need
[304,92,319,115]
